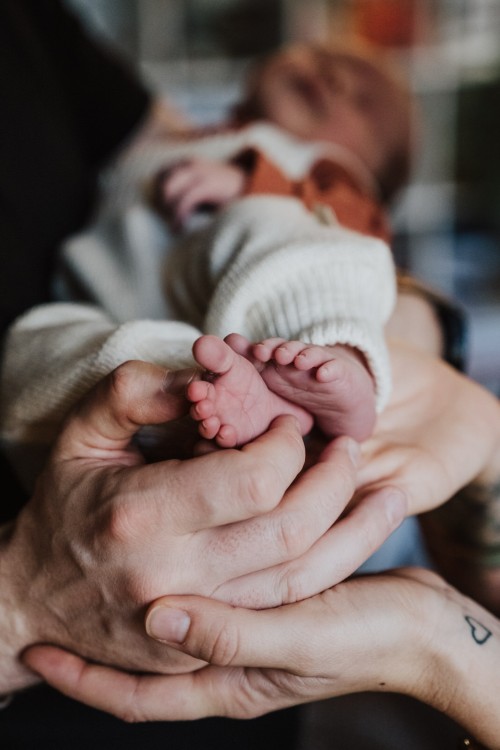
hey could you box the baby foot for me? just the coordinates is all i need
[187,335,313,447]
[252,338,376,441]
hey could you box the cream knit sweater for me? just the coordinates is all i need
[0,122,395,489]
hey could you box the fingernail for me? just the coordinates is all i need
[385,489,407,528]
[164,368,197,394]
[146,607,191,643]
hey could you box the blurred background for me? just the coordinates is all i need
[65,0,500,394]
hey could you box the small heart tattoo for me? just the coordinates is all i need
[464,615,492,645]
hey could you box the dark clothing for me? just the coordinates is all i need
[3,686,298,750]
[0,2,298,746]
[0,0,150,337]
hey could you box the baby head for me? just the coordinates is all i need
[233,43,414,203]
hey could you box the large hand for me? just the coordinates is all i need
[358,342,500,515]
[24,568,500,748]
[4,360,404,691]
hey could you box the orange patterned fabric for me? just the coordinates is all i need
[239,148,391,244]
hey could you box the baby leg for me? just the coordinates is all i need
[187,335,312,447]
[252,338,376,441]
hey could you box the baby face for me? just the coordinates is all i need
[244,44,410,190]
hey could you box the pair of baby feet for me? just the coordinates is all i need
[187,333,376,447]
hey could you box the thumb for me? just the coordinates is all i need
[55,361,193,458]
[145,595,306,671]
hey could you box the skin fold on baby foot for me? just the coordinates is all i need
[187,334,312,447]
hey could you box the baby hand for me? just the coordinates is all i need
[156,157,246,229]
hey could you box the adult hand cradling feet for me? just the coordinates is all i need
[20,343,500,746]
[2,359,405,695]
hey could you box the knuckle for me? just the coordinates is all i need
[199,619,241,667]
[222,678,270,719]
[277,564,308,604]
[108,361,140,409]
[121,707,142,724]
[120,701,146,724]
[229,669,302,717]
[106,501,136,545]
[235,460,277,514]
[245,473,274,513]
[275,513,305,559]
[113,681,147,723]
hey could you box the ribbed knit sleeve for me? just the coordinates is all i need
[0,304,198,489]
[167,195,396,410]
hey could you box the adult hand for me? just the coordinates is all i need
[24,567,500,749]
[358,341,500,515]
[4,359,404,692]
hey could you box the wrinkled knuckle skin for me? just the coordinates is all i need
[278,565,307,605]
[200,619,241,667]
[238,466,277,515]
[121,705,146,724]
[107,502,137,546]
[276,514,305,560]
[108,361,141,408]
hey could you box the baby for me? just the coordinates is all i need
[155,43,413,447]
[12,43,411,470]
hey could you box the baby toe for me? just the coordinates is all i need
[215,423,238,448]
[199,415,221,440]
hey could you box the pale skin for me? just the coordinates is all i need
[7,47,500,736]
[24,568,500,749]
[0,63,406,700]
[23,340,500,736]
[0,359,407,694]
[188,332,376,446]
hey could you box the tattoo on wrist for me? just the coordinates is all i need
[464,615,493,645]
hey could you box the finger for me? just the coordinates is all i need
[145,595,311,671]
[55,362,192,459]
[161,162,199,202]
[147,415,306,532]
[175,183,216,225]
[217,484,407,607]
[209,436,360,593]
[23,646,226,722]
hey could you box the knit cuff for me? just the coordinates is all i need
[205,226,396,411]
[0,304,199,490]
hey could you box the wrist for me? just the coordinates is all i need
[407,582,500,749]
